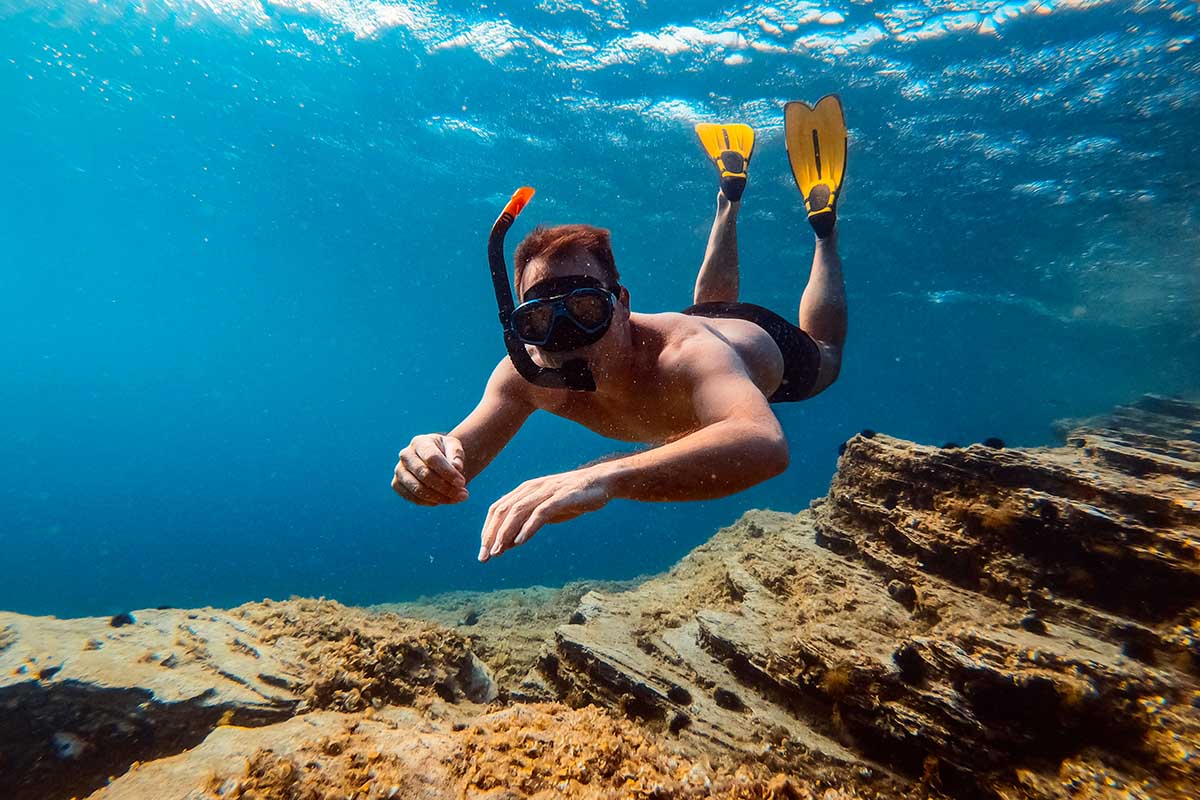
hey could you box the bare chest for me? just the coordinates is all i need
[542,385,700,444]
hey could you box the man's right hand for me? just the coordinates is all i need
[392,434,469,506]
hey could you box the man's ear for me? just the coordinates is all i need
[618,285,630,307]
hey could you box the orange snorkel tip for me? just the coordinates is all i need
[503,186,535,219]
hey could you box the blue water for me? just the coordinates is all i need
[2,0,1197,617]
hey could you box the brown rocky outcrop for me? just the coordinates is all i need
[2,395,1197,800]
[535,395,1200,799]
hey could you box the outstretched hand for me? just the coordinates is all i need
[478,469,612,562]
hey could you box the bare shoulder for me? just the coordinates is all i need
[638,312,745,379]
[636,312,778,428]
[487,355,573,414]
[636,310,786,401]
[487,357,537,407]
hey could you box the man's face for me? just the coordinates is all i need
[518,250,624,366]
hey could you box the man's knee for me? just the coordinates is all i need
[693,281,738,305]
[803,341,841,399]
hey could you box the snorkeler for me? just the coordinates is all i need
[392,96,848,563]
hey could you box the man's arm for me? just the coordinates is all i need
[477,338,788,559]
[450,358,537,483]
[392,358,535,504]
[592,340,789,501]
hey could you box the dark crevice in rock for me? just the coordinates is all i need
[695,621,844,744]
[0,681,294,800]
[552,637,667,724]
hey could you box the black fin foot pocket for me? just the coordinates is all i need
[717,150,747,202]
[721,175,747,203]
[809,208,836,239]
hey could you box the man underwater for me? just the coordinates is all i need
[392,97,848,563]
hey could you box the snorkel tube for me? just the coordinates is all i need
[488,187,597,392]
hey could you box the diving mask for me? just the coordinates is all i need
[512,276,618,351]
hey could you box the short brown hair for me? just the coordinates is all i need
[513,224,620,297]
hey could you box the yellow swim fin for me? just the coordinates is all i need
[694,123,755,202]
[785,95,847,238]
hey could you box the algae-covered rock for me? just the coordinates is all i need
[0,599,489,800]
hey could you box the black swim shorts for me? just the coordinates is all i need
[681,301,821,403]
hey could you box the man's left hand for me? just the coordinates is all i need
[478,469,612,561]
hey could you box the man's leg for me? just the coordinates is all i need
[693,192,740,304]
[798,229,846,395]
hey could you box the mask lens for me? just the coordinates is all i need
[513,301,554,342]
[565,289,611,329]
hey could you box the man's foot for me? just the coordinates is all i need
[784,96,847,240]
[695,123,755,204]
[717,150,747,202]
